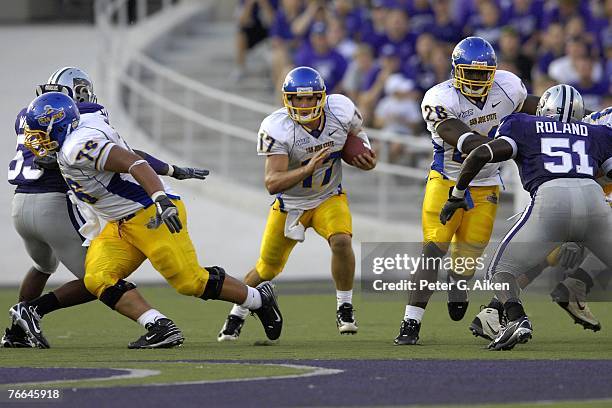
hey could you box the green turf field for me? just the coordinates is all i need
[1,283,611,407]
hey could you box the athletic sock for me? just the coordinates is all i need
[136,309,167,328]
[230,304,249,319]
[503,299,526,322]
[28,292,61,318]
[404,305,425,323]
[487,296,504,313]
[569,268,594,293]
[240,286,262,310]
[336,290,353,309]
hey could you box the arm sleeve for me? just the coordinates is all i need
[494,115,518,159]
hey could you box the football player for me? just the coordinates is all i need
[394,37,542,345]
[217,66,376,341]
[19,91,284,349]
[4,67,210,348]
[440,85,612,350]
[470,106,612,340]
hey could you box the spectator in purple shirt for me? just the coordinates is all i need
[534,22,565,76]
[541,0,592,30]
[358,43,403,125]
[376,7,417,60]
[406,0,435,35]
[270,0,304,92]
[330,0,367,40]
[362,0,390,51]
[468,0,505,49]
[502,0,544,56]
[293,22,348,93]
[404,32,439,93]
[427,0,462,47]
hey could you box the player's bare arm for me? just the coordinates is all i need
[104,146,182,233]
[436,118,490,154]
[518,95,540,115]
[440,139,514,225]
[133,149,209,180]
[264,147,330,194]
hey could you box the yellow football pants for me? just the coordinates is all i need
[84,200,210,298]
[255,194,352,280]
[422,170,499,277]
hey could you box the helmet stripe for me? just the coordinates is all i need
[565,85,574,122]
[560,84,568,123]
[49,67,71,84]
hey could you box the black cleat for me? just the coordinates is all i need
[336,303,358,334]
[447,274,469,321]
[394,319,421,345]
[252,282,283,340]
[128,318,184,349]
[488,315,532,351]
[1,325,35,348]
[9,302,49,349]
[217,315,245,342]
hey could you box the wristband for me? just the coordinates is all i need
[151,191,167,201]
[166,165,175,177]
[451,186,466,199]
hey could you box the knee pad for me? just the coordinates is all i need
[99,279,137,310]
[200,266,226,300]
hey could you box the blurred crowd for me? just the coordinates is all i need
[236,0,611,155]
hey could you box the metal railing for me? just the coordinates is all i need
[95,0,523,224]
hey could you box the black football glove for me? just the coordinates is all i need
[170,165,209,180]
[33,152,59,170]
[440,188,469,225]
[146,194,182,233]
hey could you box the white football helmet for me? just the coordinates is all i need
[46,67,97,103]
[536,84,584,123]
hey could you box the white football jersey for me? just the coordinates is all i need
[257,94,366,211]
[421,70,527,186]
[583,107,612,128]
[58,111,176,221]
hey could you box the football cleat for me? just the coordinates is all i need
[252,282,283,340]
[551,277,601,332]
[469,306,505,341]
[217,315,245,342]
[447,274,469,321]
[394,319,421,345]
[127,318,184,349]
[336,303,358,334]
[9,302,49,349]
[488,315,532,351]
[1,325,35,348]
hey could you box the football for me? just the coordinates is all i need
[342,133,373,165]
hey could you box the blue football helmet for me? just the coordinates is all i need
[282,66,327,123]
[24,92,80,157]
[451,37,497,98]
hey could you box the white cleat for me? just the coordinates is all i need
[551,277,601,332]
[337,303,358,335]
[469,307,503,341]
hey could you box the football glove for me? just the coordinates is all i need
[440,188,469,225]
[170,165,209,180]
[146,194,182,233]
[33,152,59,170]
[557,242,585,269]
